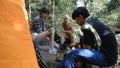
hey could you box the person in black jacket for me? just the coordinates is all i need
[56,7,118,68]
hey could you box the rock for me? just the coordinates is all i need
[37,45,58,68]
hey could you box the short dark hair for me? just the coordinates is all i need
[39,7,49,14]
[72,7,90,20]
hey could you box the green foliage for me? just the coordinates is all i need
[25,0,120,38]
[53,0,76,33]
[87,0,120,27]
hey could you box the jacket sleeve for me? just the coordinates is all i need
[82,29,96,46]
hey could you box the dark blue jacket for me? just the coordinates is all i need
[82,17,118,65]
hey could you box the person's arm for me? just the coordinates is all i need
[69,41,80,48]
[32,19,41,33]
[62,24,73,34]
[62,27,70,33]
[69,24,75,44]
[69,24,74,34]
[62,26,65,33]
[62,30,71,33]
[82,29,95,49]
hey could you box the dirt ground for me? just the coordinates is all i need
[37,45,58,68]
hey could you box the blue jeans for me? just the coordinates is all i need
[56,49,111,68]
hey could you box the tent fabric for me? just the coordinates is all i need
[0,0,38,68]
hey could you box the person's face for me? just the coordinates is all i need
[64,18,68,23]
[75,15,85,26]
[40,13,48,19]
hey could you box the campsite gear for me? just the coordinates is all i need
[34,41,48,68]
[0,0,38,68]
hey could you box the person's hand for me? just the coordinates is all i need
[47,29,52,33]
[62,30,66,33]
[67,31,72,34]
[62,30,72,34]
[69,42,80,48]
[69,42,76,48]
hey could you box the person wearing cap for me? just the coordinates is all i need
[31,7,59,54]
[56,7,118,68]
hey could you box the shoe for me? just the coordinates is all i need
[49,47,57,54]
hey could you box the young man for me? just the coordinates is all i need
[56,15,75,62]
[56,7,118,68]
[31,7,59,54]
[62,15,74,47]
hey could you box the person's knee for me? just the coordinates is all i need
[68,49,80,55]
[32,32,38,41]
[44,31,51,36]
[69,49,94,58]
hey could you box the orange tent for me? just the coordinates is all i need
[0,0,38,68]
